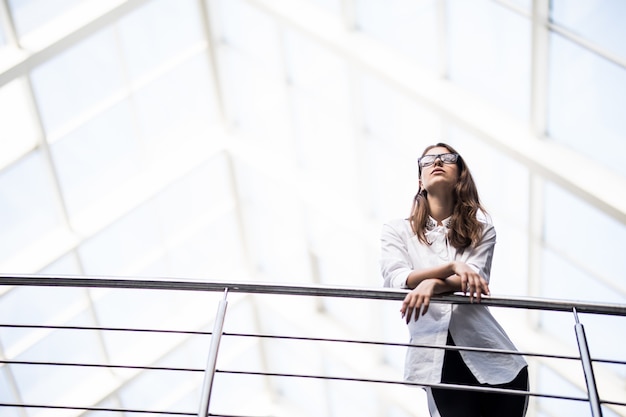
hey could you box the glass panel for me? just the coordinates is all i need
[78,203,162,276]
[325,370,383,417]
[578,313,626,379]
[359,72,442,150]
[216,0,284,78]
[552,0,626,61]
[355,0,440,72]
[283,29,354,190]
[218,49,291,149]
[541,178,626,372]
[49,99,142,219]
[447,0,531,121]
[283,28,351,115]
[536,364,591,417]
[253,299,328,415]
[89,288,219,373]
[547,33,626,177]
[305,207,374,291]
[507,0,531,12]
[305,0,342,15]
[0,150,63,263]
[163,213,246,280]
[10,306,114,409]
[38,251,82,274]
[13,344,110,409]
[30,26,124,134]
[0,286,89,354]
[133,54,220,151]
[116,367,201,413]
[117,0,204,81]
[540,247,623,334]
[0,20,5,46]
[75,152,243,280]
[0,78,39,169]
[151,155,233,240]
[7,0,85,38]
[544,181,626,286]
[363,133,419,222]
[0,367,21,417]
[141,155,243,280]
[291,91,358,198]
[234,161,312,282]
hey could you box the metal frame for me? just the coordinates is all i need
[1,275,624,417]
[2,274,625,316]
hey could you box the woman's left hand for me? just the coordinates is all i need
[401,279,438,323]
[451,261,490,303]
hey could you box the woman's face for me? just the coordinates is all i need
[419,146,459,194]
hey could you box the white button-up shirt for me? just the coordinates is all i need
[380,216,527,385]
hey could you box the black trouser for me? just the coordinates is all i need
[430,333,529,417]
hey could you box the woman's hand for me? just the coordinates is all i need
[401,279,439,323]
[451,261,490,303]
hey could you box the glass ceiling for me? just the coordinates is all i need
[1,0,625,416]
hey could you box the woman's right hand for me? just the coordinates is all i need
[401,279,439,323]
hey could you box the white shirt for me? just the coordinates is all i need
[380,216,527,385]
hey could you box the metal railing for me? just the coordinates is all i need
[1,274,625,417]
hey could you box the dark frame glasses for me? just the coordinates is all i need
[418,153,459,169]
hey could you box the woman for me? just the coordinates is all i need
[380,143,528,417]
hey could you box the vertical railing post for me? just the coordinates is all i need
[198,288,229,417]
[573,307,603,417]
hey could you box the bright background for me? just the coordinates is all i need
[1,0,625,416]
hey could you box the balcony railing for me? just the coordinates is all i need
[1,274,625,417]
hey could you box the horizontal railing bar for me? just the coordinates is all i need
[229,333,626,366]
[0,359,203,373]
[222,369,626,407]
[3,323,624,366]
[3,340,617,372]
[206,414,271,417]
[0,402,195,415]
[206,414,268,417]
[0,403,264,417]
[0,324,626,371]
[217,370,595,404]
[225,332,583,363]
[3,370,623,412]
[602,399,626,407]
[0,323,211,336]
[2,274,625,316]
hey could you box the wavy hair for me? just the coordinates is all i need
[409,143,487,250]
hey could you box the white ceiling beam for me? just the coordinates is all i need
[0,0,151,88]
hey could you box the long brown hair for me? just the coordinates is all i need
[409,143,487,250]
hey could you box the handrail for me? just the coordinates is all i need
[1,274,625,417]
[2,274,625,316]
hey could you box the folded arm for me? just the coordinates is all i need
[401,263,490,323]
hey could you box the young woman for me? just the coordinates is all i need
[380,143,528,417]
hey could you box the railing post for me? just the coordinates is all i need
[573,307,603,417]
[197,288,229,417]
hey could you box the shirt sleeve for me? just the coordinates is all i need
[380,221,412,289]
[462,220,496,283]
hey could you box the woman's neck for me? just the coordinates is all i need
[427,194,454,225]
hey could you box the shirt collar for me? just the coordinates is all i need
[426,216,452,230]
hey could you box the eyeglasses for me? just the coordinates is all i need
[418,153,459,168]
